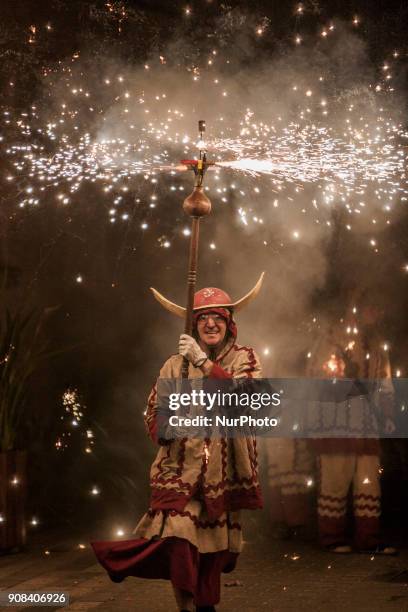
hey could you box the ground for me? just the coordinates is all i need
[1,522,408,612]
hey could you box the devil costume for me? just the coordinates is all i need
[92,279,264,608]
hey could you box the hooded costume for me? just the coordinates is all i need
[92,277,264,608]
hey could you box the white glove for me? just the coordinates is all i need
[179,334,208,367]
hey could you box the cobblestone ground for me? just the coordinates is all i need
[1,525,408,612]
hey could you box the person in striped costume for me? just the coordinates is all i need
[308,299,396,554]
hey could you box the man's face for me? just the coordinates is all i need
[196,312,228,347]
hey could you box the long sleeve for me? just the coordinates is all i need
[145,383,159,444]
[144,357,174,445]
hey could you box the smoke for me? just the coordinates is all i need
[89,16,406,375]
[38,11,406,377]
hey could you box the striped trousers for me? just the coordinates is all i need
[318,453,381,549]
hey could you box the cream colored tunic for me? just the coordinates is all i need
[134,336,262,553]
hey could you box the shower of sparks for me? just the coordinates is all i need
[0,6,407,251]
[55,388,95,453]
[3,96,408,223]
[213,122,408,197]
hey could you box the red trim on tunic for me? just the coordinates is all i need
[232,345,257,377]
[220,438,227,489]
[146,508,242,531]
[91,537,238,606]
[150,488,190,512]
[202,470,259,491]
[204,486,263,519]
[210,345,258,378]
[151,466,259,493]
[150,473,193,490]
[149,485,262,521]
[146,385,158,443]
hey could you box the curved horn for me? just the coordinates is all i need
[232,272,265,312]
[150,287,186,318]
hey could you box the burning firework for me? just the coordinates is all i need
[55,388,95,453]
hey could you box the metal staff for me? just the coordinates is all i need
[180,120,214,378]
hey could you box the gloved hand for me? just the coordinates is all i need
[179,334,208,367]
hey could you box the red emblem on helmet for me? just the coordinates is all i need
[193,287,232,310]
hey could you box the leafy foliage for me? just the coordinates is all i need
[0,306,60,451]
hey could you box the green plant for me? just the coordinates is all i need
[0,307,61,452]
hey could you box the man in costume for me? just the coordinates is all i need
[92,277,264,612]
[307,299,396,554]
